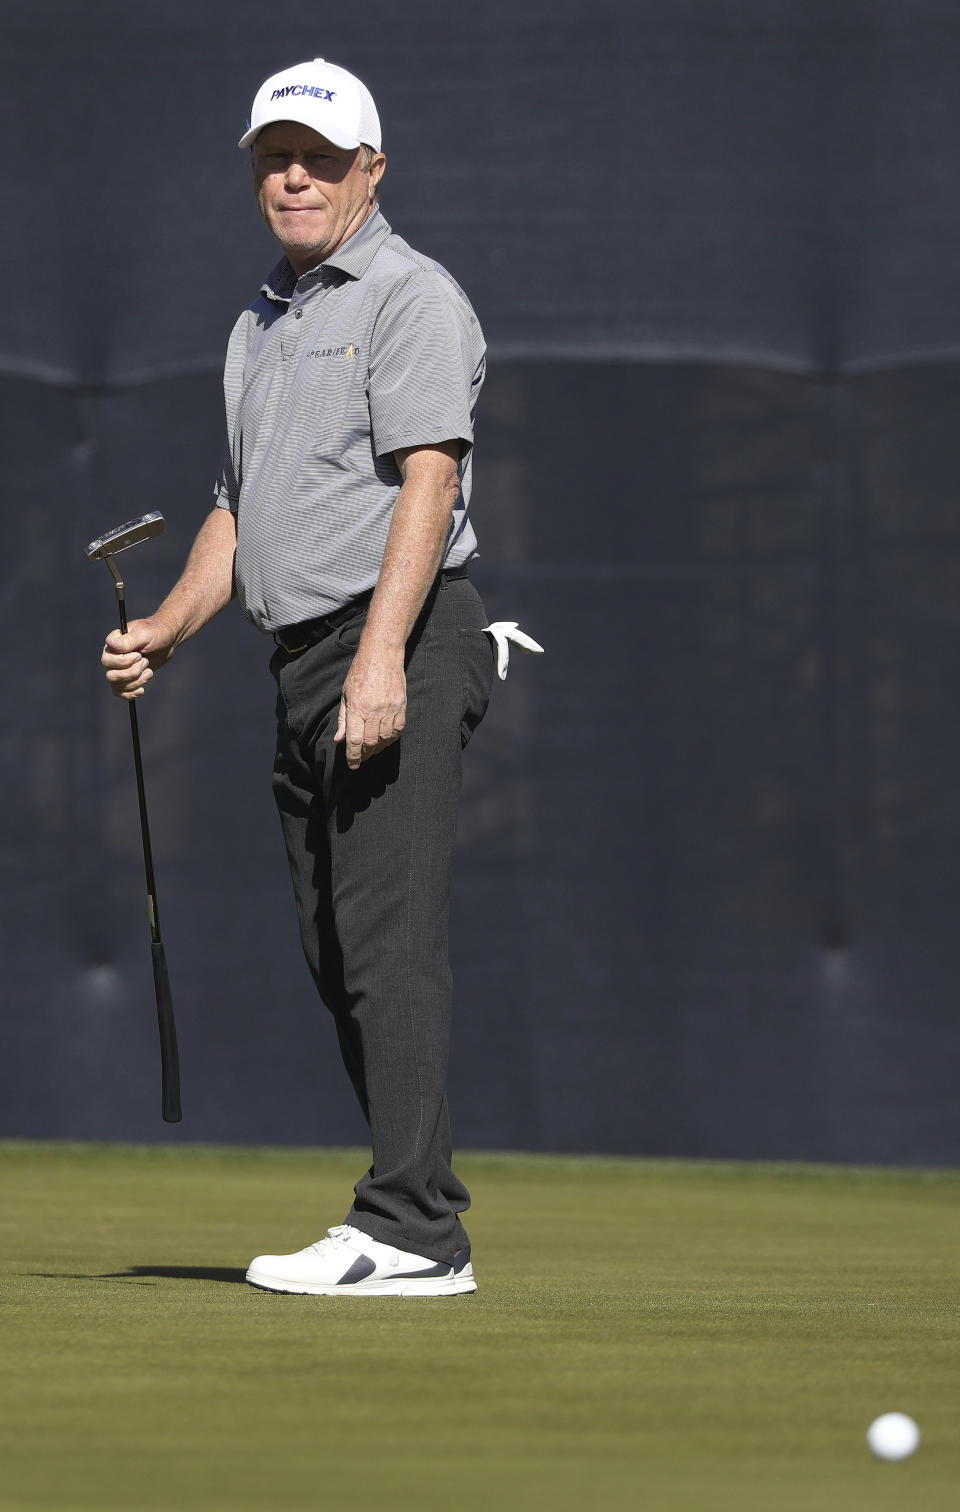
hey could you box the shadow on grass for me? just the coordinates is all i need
[30,1266,248,1285]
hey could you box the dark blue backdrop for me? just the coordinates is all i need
[2,2,959,1161]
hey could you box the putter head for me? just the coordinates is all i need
[84,511,165,562]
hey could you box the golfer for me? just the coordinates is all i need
[101,59,494,1296]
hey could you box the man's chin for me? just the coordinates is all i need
[269,215,329,252]
[280,235,333,271]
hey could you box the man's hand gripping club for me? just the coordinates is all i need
[102,616,177,698]
[100,507,238,698]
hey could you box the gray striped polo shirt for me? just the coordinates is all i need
[213,208,485,632]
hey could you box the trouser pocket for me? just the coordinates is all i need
[457,625,495,747]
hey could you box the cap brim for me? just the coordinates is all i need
[238,107,361,152]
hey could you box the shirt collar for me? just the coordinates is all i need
[259,209,391,306]
[259,259,297,306]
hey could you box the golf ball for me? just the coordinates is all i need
[866,1413,921,1461]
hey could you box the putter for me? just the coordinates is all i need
[85,511,182,1123]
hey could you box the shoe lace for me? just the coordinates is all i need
[325,1224,353,1248]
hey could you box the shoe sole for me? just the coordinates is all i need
[246,1267,477,1298]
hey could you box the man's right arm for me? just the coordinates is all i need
[101,507,238,700]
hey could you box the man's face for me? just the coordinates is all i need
[252,122,385,273]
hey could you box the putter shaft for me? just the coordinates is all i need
[112,576,161,941]
[99,550,182,1122]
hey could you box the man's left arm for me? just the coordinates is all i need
[334,440,461,770]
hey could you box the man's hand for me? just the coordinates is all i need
[334,647,407,769]
[332,440,461,770]
[101,617,178,700]
[98,507,238,700]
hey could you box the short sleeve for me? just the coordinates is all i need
[212,312,252,512]
[368,271,481,460]
[213,437,239,512]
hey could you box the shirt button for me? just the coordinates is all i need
[294,309,303,319]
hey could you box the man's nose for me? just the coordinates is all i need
[284,160,310,189]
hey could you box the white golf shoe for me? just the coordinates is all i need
[246,1224,477,1297]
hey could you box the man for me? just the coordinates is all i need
[102,58,495,1297]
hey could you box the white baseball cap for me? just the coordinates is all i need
[238,59,382,152]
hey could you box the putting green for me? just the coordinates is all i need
[1,1143,958,1511]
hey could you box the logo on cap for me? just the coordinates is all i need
[270,84,337,102]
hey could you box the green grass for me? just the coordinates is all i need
[1,1143,959,1511]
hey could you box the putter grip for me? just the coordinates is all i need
[151,940,182,1123]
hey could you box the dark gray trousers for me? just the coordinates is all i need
[269,575,494,1264]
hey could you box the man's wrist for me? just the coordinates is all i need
[151,605,189,651]
[357,628,406,659]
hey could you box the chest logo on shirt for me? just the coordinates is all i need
[306,343,361,359]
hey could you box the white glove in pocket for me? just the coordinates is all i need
[482,621,545,680]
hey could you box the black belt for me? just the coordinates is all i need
[273,564,470,655]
